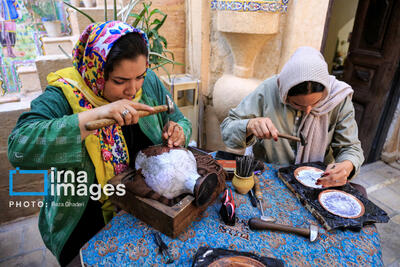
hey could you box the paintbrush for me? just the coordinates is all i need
[319,164,336,178]
[236,156,257,177]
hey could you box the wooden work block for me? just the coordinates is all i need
[108,170,219,238]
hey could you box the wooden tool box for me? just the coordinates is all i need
[108,170,221,238]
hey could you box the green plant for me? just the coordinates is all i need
[63,0,183,74]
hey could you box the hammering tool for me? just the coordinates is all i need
[253,172,276,222]
[258,132,307,146]
[277,132,307,146]
[248,218,319,242]
[85,95,175,131]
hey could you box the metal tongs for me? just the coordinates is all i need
[153,232,174,264]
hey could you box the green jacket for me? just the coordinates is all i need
[7,69,191,260]
[220,76,364,177]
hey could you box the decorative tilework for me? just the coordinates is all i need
[211,0,289,13]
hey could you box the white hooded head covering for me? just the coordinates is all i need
[278,47,354,164]
[278,47,331,104]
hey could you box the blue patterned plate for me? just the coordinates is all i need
[294,166,324,189]
[318,189,365,219]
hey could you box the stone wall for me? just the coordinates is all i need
[128,0,186,75]
[66,1,185,76]
[35,55,73,90]
[194,0,330,150]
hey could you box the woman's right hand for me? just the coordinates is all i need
[78,99,154,140]
[246,117,279,141]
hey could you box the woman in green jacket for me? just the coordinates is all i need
[8,21,191,266]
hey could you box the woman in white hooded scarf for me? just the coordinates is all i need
[221,47,364,188]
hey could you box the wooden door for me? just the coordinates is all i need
[343,0,400,162]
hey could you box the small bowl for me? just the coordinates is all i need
[232,170,254,194]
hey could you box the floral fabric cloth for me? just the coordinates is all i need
[80,164,383,266]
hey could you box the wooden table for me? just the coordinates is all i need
[79,164,384,266]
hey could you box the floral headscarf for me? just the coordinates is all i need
[72,21,149,96]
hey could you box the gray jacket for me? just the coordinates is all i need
[220,76,364,178]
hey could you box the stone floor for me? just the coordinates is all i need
[352,161,400,267]
[0,160,399,267]
[0,216,58,267]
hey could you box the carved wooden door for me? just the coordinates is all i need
[343,0,400,162]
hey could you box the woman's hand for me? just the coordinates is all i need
[162,121,185,148]
[316,160,354,188]
[96,99,154,126]
[246,117,279,141]
[78,99,154,140]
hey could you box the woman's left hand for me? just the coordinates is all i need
[316,160,354,188]
[162,121,185,148]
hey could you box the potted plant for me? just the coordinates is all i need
[25,0,63,37]
[64,0,183,75]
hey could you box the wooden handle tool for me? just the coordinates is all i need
[85,95,175,131]
[248,218,319,242]
[253,173,276,222]
[258,132,307,146]
[85,105,168,131]
[253,174,262,200]
[277,132,307,146]
[277,133,301,143]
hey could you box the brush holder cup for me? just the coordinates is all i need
[232,171,254,194]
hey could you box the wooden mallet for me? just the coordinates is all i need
[249,218,319,242]
[277,132,307,146]
[85,95,175,131]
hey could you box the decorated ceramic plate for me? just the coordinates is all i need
[318,189,365,219]
[293,166,324,189]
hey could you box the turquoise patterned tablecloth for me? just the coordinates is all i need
[81,164,383,266]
